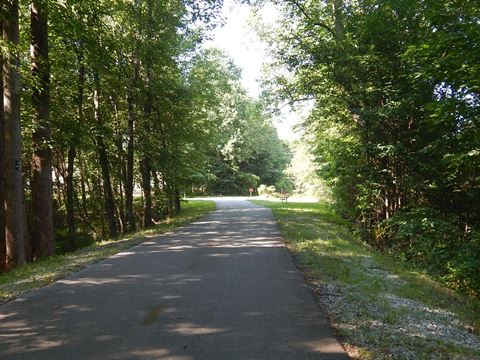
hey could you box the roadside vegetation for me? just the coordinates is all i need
[253,200,480,360]
[260,0,480,299]
[0,200,215,305]
[0,0,295,273]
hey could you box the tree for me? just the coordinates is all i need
[0,0,229,269]
[30,0,54,259]
[3,0,25,267]
[263,0,480,295]
[0,18,5,270]
[184,49,291,195]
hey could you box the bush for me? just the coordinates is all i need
[444,232,480,297]
[377,207,480,297]
[377,207,459,265]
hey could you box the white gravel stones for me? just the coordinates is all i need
[312,268,480,359]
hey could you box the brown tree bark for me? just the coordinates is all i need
[65,52,85,243]
[79,152,89,218]
[30,0,54,259]
[0,19,6,270]
[175,189,181,215]
[141,62,153,228]
[112,97,126,232]
[93,72,118,238]
[140,0,154,228]
[140,156,152,227]
[66,146,75,239]
[3,0,25,267]
[125,91,135,231]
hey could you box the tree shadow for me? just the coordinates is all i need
[0,201,348,360]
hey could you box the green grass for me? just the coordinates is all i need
[0,200,215,304]
[252,200,480,360]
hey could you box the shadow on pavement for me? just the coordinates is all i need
[0,200,348,360]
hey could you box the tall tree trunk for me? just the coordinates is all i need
[93,72,118,238]
[65,146,75,241]
[140,1,154,228]
[0,19,6,270]
[116,181,125,233]
[152,170,162,221]
[333,0,344,40]
[79,152,89,218]
[3,0,25,267]
[66,54,84,243]
[30,0,54,259]
[125,92,135,231]
[175,189,181,215]
[141,61,153,228]
[140,157,152,227]
[112,98,126,232]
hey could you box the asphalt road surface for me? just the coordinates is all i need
[0,198,348,360]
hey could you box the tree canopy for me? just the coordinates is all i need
[0,0,291,270]
[261,0,480,296]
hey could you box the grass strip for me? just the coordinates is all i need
[0,200,215,304]
[252,200,480,360]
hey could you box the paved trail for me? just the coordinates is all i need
[0,198,347,359]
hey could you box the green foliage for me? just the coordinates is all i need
[186,49,292,195]
[379,208,480,297]
[284,139,331,200]
[378,208,460,263]
[262,0,480,297]
[2,0,240,268]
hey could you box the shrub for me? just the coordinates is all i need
[377,207,459,265]
[444,232,480,297]
[376,207,480,296]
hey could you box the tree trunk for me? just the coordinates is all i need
[65,54,85,243]
[116,181,125,233]
[333,0,344,40]
[141,157,152,227]
[93,72,118,238]
[30,0,54,259]
[79,152,89,218]
[175,189,181,215]
[125,92,135,232]
[141,61,153,228]
[3,0,25,267]
[0,19,6,270]
[54,164,63,210]
[65,146,75,241]
[112,98,126,232]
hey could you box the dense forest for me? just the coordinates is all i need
[0,0,291,270]
[263,0,479,295]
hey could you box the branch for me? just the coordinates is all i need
[288,0,336,38]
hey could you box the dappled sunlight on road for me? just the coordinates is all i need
[166,322,226,336]
[58,278,124,286]
[0,198,347,360]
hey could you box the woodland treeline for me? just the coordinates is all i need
[0,0,290,270]
[266,0,479,295]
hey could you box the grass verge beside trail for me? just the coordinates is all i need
[0,200,215,305]
[252,200,480,360]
